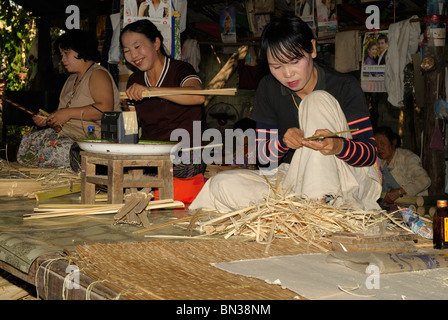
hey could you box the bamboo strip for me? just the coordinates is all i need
[303,129,359,141]
[133,216,193,234]
[120,88,237,100]
[24,209,120,220]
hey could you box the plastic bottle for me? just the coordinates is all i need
[433,200,448,249]
[401,207,433,239]
[87,126,96,140]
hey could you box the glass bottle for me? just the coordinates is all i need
[433,200,448,249]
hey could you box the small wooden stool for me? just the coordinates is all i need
[80,151,174,204]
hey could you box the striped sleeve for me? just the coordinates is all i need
[256,122,289,165]
[336,116,377,167]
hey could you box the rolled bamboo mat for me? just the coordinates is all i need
[120,88,236,100]
[69,239,322,300]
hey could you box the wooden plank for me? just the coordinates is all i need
[0,179,42,196]
[332,240,417,252]
[331,232,418,244]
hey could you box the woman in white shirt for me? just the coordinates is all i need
[375,126,431,204]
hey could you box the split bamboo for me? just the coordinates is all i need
[120,88,236,100]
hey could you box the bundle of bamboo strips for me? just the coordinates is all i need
[195,195,389,252]
[24,203,123,220]
[24,198,185,220]
[120,88,237,100]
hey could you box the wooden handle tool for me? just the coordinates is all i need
[0,95,61,132]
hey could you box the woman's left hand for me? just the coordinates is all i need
[302,129,344,155]
[125,83,149,101]
[46,109,71,128]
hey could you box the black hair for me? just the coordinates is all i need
[55,29,100,62]
[374,126,401,148]
[367,41,377,50]
[377,34,388,43]
[260,16,316,64]
[120,19,168,57]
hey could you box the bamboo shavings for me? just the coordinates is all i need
[196,195,389,253]
[0,159,80,198]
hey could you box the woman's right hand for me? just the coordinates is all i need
[32,112,48,127]
[283,127,305,149]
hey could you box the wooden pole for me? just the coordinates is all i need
[204,45,248,106]
[422,23,446,195]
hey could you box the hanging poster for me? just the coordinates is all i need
[123,0,174,56]
[295,0,315,29]
[427,0,447,15]
[220,6,237,43]
[315,0,337,38]
[360,31,389,93]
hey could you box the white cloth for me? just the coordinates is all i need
[108,13,122,64]
[181,39,200,72]
[334,30,361,73]
[385,15,421,107]
[190,91,382,212]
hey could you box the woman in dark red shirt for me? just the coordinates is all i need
[120,19,205,178]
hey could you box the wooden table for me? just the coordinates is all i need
[80,151,173,204]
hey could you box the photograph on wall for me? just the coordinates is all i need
[220,6,237,43]
[295,0,315,29]
[315,0,337,37]
[124,0,171,24]
[123,0,173,56]
[360,31,389,92]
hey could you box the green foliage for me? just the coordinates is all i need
[0,0,35,91]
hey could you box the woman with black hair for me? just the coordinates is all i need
[120,19,206,179]
[375,126,431,204]
[190,16,381,212]
[17,29,121,169]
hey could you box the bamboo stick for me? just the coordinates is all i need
[303,129,359,141]
[133,216,193,234]
[24,207,120,220]
[39,109,86,138]
[120,88,237,100]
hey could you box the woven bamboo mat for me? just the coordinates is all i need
[70,239,329,300]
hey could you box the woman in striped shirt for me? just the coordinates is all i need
[190,16,381,212]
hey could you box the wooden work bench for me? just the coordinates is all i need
[80,151,174,204]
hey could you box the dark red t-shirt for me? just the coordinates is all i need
[127,57,203,142]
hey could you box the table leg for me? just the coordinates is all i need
[158,160,174,200]
[81,154,96,204]
[108,159,124,204]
